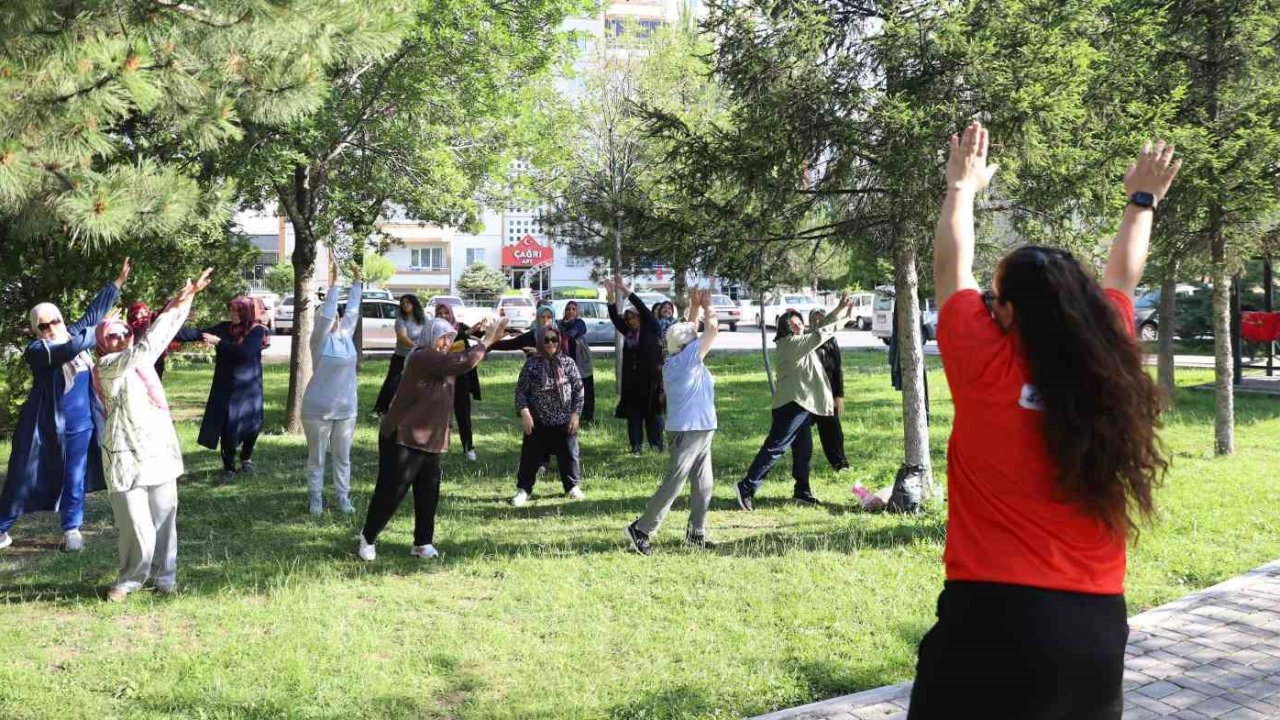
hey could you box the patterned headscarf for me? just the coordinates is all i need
[92,318,168,412]
[127,301,152,337]
[228,296,257,342]
[418,318,458,349]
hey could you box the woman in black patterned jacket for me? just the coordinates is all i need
[510,324,584,507]
[809,308,851,471]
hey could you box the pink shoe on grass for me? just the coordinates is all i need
[851,484,886,511]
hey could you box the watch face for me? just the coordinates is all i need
[1131,191,1156,207]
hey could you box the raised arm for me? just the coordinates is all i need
[780,295,850,358]
[340,268,362,335]
[132,269,213,367]
[695,289,720,361]
[311,281,342,356]
[935,122,998,308]
[1103,141,1182,297]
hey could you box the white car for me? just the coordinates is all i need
[709,294,742,331]
[871,287,937,345]
[634,291,671,310]
[847,292,875,331]
[275,294,294,334]
[754,292,826,328]
[427,295,489,327]
[551,299,615,345]
[496,296,536,333]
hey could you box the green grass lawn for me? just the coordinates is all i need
[1,352,1279,719]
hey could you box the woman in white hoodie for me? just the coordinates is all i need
[94,268,213,602]
[301,263,363,515]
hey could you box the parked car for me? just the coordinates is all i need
[551,299,615,345]
[496,295,536,333]
[428,294,489,327]
[634,291,671,309]
[1135,284,1200,342]
[325,286,394,303]
[275,294,294,334]
[871,287,937,345]
[359,298,402,349]
[847,292,875,331]
[753,292,826,328]
[709,294,742,331]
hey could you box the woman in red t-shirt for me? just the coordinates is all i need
[909,123,1182,720]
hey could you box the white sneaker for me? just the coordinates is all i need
[567,486,585,500]
[63,529,83,552]
[309,497,323,515]
[0,532,11,550]
[511,490,530,507]
[337,496,354,515]
[357,534,376,562]
[465,450,477,462]
[410,544,440,560]
[536,465,547,478]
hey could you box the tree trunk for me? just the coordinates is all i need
[1157,262,1178,398]
[613,213,625,393]
[672,264,688,316]
[1211,223,1234,455]
[895,237,933,494]
[280,167,319,435]
[352,238,365,369]
[757,291,775,393]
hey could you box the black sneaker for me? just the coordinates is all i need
[221,469,237,485]
[792,491,821,506]
[625,523,653,556]
[685,530,717,549]
[735,481,754,511]
[630,446,643,456]
[239,459,256,475]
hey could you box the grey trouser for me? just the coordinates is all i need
[636,430,715,535]
[109,480,178,592]
[303,416,356,501]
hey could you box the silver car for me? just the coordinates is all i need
[551,299,615,345]
[709,294,742,331]
[496,296,536,333]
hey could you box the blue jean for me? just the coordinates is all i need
[741,402,814,496]
[0,426,92,533]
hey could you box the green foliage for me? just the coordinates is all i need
[362,254,395,286]
[263,264,295,296]
[458,262,509,296]
[0,0,408,245]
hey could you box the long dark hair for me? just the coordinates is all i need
[997,245,1167,536]
[399,294,425,325]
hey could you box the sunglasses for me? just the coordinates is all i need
[37,318,63,332]
[543,336,560,345]
[106,328,133,341]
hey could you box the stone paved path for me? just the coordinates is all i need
[751,560,1280,720]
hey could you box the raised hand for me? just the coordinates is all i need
[114,257,133,289]
[483,317,509,347]
[699,288,713,310]
[177,268,214,304]
[1124,140,1182,205]
[351,262,363,283]
[328,261,338,287]
[947,121,999,193]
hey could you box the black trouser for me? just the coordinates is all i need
[373,354,407,414]
[220,424,258,472]
[454,387,473,452]
[362,433,442,547]
[581,375,596,424]
[627,412,664,451]
[517,424,580,493]
[742,402,813,496]
[908,581,1127,720]
[812,413,850,470]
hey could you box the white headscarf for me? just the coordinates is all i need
[29,302,92,394]
[418,318,458,349]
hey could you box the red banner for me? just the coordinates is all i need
[502,235,554,267]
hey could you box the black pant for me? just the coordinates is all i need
[627,413,664,451]
[581,375,596,424]
[220,424,258,472]
[362,433,443,546]
[813,413,850,470]
[373,354,406,414]
[742,402,813,496]
[517,424,580,493]
[908,581,1127,720]
[454,387,473,452]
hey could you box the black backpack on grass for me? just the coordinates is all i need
[887,463,926,513]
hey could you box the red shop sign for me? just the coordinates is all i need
[502,235,555,267]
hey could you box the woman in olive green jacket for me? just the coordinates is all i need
[735,293,853,510]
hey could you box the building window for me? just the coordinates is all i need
[411,247,446,270]
[465,248,485,266]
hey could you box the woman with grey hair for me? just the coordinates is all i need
[0,259,130,552]
[358,315,508,562]
[625,288,721,555]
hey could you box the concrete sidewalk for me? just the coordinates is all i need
[751,559,1280,720]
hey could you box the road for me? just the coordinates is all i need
[260,323,911,361]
